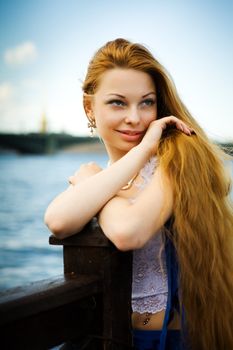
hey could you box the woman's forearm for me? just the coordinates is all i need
[44,144,151,238]
[98,166,173,251]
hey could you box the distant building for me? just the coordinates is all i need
[40,112,47,134]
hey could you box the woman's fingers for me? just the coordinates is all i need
[163,116,194,135]
[177,121,190,135]
[68,162,103,186]
[179,121,193,135]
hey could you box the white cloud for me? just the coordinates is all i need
[4,42,38,66]
[0,82,13,103]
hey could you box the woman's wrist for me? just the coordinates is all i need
[136,140,156,159]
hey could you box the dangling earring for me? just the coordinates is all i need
[87,119,96,137]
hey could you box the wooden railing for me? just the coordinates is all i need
[0,218,133,349]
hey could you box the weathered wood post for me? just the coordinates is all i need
[49,217,133,349]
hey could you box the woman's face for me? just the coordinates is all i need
[89,68,157,162]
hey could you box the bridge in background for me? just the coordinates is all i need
[0,132,232,155]
[0,133,101,154]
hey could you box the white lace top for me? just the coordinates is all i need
[131,156,168,314]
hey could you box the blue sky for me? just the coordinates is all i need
[0,0,232,140]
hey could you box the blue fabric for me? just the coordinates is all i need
[159,233,180,349]
[133,329,182,350]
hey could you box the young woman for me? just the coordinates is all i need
[45,38,233,350]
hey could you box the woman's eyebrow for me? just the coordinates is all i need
[142,92,156,98]
[106,93,125,98]
[106,92,156,98]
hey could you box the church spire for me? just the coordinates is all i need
[40,111,47,133]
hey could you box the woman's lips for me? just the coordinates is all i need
[116,130,145,141]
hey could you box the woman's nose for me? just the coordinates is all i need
[125,107,140,124]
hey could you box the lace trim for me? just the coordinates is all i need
[135,156,158,190]
[132,293,168,314]
[129,156,158,204]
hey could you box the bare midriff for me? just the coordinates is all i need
[132,310,181,330]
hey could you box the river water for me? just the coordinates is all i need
[0,151,108,291]
[0,151,232,291]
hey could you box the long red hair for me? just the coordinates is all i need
[83,38,233,349]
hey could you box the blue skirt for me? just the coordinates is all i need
[133,329,182,350]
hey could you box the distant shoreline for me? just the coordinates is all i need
[0,132,232,155]
[60,142,106,154]
[0,133,105,154]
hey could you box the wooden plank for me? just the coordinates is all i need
[49,219,134,349]
[0,273,102,325]
[49,218,112,247]
[61,243,133,348]
[1,295,103,350]
[99,249,132,349]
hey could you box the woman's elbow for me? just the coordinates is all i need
[44,213,63,238]
[104,223,142,252]
[113,239,135,251]
[44,210,73,239]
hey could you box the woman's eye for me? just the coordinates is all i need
[141,99,156,107]
[108,99,125,107]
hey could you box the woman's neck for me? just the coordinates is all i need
[105,146,129,164]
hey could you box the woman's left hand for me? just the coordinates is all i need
[68,162,103,186]
[140,115,194,154]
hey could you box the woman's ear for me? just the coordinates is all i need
[83,93,94,119]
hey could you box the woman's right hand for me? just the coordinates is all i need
[68,162,102,186]
[140,115,193,154]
